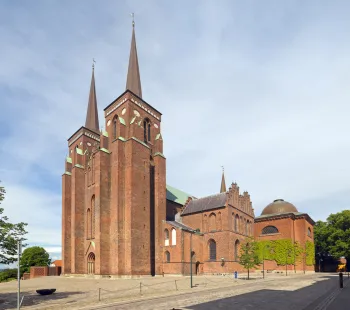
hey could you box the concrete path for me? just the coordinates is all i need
[87,274,342,310]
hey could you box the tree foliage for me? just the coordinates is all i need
[20,246,51,274]
[239,237,260,279]
[314,210,350,259]
[0,268,17,282]
[0,182,28,264]
[256,239,314,266]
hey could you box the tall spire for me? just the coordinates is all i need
[85,60,99,133]
[220,166,227,193]
[126,13,142,98]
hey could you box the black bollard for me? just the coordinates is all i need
[339,272,343,288]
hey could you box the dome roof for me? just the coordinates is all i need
[261,199,298,216]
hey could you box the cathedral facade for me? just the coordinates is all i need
[62,24,315,277]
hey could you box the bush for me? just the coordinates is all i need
[0,268,17,282]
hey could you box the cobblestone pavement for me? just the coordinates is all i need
[89,274,343,310]
[0,273,339,310]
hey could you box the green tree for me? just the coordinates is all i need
[0,268,17,282]
[239,237,260,279]
[20,246,51,274]
[314,210,350,259]
[0,182,28,264]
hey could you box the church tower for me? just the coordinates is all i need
[62,20,166,276]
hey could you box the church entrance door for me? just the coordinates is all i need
[87,252,95,274]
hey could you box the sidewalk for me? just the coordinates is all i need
[326,277,350,310]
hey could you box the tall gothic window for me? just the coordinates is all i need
[143,119,151,143]
[113,116,118,140]
[234,239,240,261]
[91,196,95,239]
[235,214,239,232]
[307,227,311,237]
[87,208,91,239]
[164,229,169,246]
[208,239,216,260]
[171,228,176,245]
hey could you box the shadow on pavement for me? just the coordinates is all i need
[0,290,84,310]
[181,275,348,310]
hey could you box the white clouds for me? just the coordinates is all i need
[0,0,349,264]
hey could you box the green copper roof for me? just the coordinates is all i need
[119,116,126,125]
[166,184,194,205]
[76,147,83,155]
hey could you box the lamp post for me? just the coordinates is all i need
[17,240,22,310]
[190,229,203,288]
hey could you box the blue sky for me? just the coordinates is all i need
[1,0,350,265]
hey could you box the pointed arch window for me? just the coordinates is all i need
[307,227,311,237]
[234,239,240,261]
[113,116,118,140]
[143,118,151,143]
[164,229,169,246]
[208,239,216,260]
[86,208,91,239]
[91,196,95,239]
[171,228,176,245]
[235,214,239,232]
[165,251,170,263]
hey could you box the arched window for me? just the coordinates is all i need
[208,239,216,260]
[218,212,222,230]
[261,226,279,235]
[171,228,176,245]
[86,208,91,239]
[143,119,151,143]
[87,252,95,274]
[164,229,169,246]
[91,196,95,239]
[209,213,216,232]
[307,227,311,237]
[165,251,170,263]
[245,220,248,235]
[234,239,240,261]
[113,116,118,140]
[235,215,239,232]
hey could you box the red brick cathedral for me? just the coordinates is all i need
[62,23,315,277]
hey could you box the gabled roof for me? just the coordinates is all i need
[166,184,195,205]
[166,221,194,232]
[182,192,227,216]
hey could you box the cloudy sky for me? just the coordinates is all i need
[1,0,349,264]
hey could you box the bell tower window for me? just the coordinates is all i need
[143,118,151,143]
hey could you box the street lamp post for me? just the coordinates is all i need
[17,240,22,310]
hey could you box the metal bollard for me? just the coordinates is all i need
[339,272,343,288]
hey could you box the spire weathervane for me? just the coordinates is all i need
[92,58,96,70]
[130,12,135,27]
[221,166,224,173]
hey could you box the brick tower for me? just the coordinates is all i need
[62,21,166,277]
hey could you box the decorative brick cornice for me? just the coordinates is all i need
[68,127,100,147]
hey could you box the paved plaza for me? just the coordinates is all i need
[0,273,348,309]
